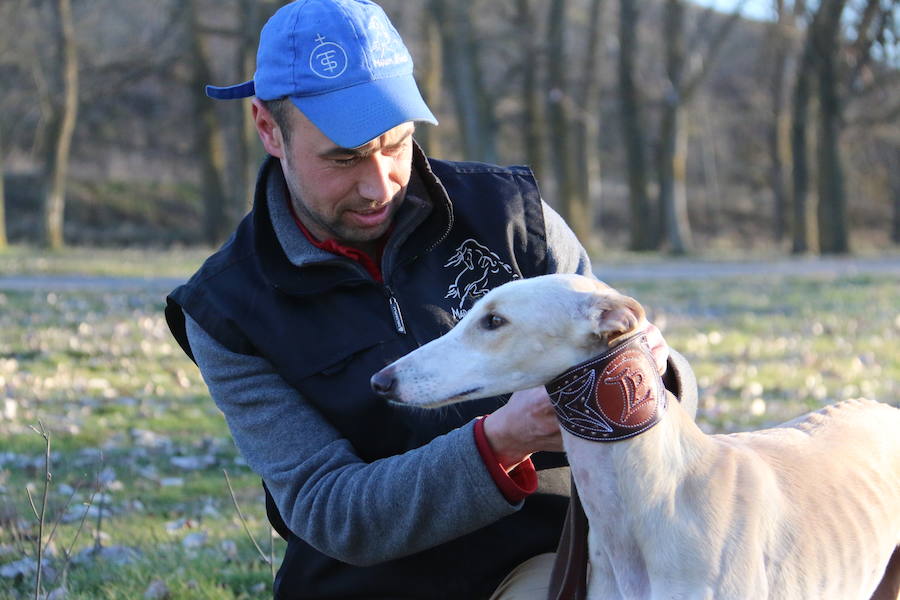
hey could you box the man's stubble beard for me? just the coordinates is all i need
[283,157,404,244]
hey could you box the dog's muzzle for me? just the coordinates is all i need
[371,367,398,401]
[546,333,668,442]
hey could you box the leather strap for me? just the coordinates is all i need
[546,333,667,442]
[547,476,589,600]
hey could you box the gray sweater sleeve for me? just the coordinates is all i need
[542,201,593,277]
[184,313,519,567]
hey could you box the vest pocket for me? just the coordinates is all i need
[286,337,422,460]
[319,343,381,376]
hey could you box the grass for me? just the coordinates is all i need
[0,245,210,278]
[0,266,281,599]
[0,247,898,598]
[616,274,900,431]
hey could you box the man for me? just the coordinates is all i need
[165,1,696,598]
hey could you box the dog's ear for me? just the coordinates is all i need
[588,293,645,342]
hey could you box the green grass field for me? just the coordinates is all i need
[1,247,898,599]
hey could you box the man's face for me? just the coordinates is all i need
[278,106,414,247]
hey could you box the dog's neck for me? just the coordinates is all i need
[546,333,667,443]
[550,335,715,598]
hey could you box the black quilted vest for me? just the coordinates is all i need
[166,148,569,599]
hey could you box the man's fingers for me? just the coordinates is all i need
[643,323,669,375]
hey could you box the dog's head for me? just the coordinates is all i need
[371,274,646,407]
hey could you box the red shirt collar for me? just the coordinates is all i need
[287,198,389,283]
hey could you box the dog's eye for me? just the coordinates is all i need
[482,313,506,331]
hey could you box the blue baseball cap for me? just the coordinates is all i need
[206,0,437,148]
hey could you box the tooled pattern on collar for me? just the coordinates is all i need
[546,333,667,442]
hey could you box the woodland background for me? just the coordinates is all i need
[0,0,898,257]
[1,2,899,598]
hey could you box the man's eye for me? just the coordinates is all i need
[482,313,505,330]
[383,140,410,156]
[332,156,359,167]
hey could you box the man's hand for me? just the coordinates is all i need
[482,386,563,472]
[644,322,669,375]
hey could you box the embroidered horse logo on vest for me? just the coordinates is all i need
[444,239,517,320]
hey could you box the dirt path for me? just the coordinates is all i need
[594,255,900,282]
[0,275,185,291]
[0,256,897,290]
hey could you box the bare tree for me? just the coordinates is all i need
[812,0,849,254]
[235,0,264,214]
[0,124,6,250]
[417,3,444,157]
[795,0,893,255]
[187,0,230,246]
[765,0,804,244]
[618,0,655,251]
[886,139,900,245]
[789,5,820,254]
[573,0,606,250]
[658,0,693,254]
[817,0,894,254]
[546,0,586,241]
[657,0,745,255]
[428,0,498,163]
[517,0,545,180]
[0,0,15,251]
[42,0,79,249]
[894,160,900,245]
[189,0,287,225]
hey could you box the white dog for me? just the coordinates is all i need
[371,274,900,599]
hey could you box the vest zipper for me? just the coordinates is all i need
[385,287,407,334]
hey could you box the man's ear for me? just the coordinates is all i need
[588,293,645,342]
[252,99,285,158]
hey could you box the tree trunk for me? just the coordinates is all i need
[188,0,230,246]
[517,0,544,180]
[814,0,848,254]
[429,0,497,163]
[235,0,262,216]
[766,0,795,244]
[658,0,745,254]
[573,0,605,250]
[618,0,655,251]
[658,101,693,254]
[790,19,817,255]
[43,0,79,250]
[658,0,693,255]
[418,4,444,157]
[893,151,900,244]
[547,0,588,242]
[0,125,6,251]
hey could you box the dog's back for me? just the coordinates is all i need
[717,398,900,598]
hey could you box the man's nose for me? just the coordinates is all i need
[357,153,396,201]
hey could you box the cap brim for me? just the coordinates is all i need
[206,80,256,100]
[290,73,437,148]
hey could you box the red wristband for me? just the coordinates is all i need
[473,416,538,503]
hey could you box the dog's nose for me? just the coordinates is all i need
[371,368,398,400]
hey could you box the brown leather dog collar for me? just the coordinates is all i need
[546,333,667,442]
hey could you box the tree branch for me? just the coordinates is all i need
[683,0,748,100]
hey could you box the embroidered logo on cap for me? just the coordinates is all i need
[367,14,409,68]
[310,34,348,79]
